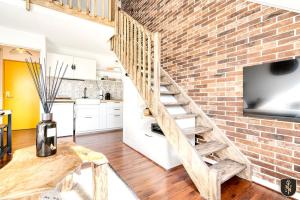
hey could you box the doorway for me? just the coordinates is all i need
[2,46,40,130]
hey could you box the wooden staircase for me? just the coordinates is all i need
[112,8,252,200]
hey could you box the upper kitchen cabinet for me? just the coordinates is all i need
[73,57,97,80]
[46,53,97,80]
[47,53,74,79]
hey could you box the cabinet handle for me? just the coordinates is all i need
[114,109,121,110]
[84,116,92,118]
[145,134,153,137]
[114,115,120,117]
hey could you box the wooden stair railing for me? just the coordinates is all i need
[112,8,252,200]
[25,0,115,27]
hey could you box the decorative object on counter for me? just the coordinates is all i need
[105,92,111,100]
[96,76,104,100]
[26,58,68,157]
[82,87,88,99]
[101,76,109,80]
[98,89,104,100]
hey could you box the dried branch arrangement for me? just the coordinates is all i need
[26,58,68,113]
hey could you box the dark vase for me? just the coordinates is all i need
[36,113,57,157]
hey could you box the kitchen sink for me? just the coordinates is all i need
[75,99,101,105]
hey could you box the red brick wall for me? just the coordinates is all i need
[121,0,300,192]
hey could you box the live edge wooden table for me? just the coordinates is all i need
[0,141,108,200]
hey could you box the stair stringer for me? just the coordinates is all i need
[117,63,212,199]
[153,95,211,199]
[161,68,252,182]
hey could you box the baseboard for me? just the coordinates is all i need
[253,176,300,199]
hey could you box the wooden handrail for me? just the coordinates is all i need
[25,0,115,26]
[112,9,160,116]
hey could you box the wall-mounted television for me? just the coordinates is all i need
[243,58,300,121]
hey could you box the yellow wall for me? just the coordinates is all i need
[3,60,40,130]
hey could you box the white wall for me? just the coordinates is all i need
[2,46,40,62]
[0,26,46,114]
[122,72,181,170]
[0,26,46,59]
[248,0,300,13]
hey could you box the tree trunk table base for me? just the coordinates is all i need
[0,141,108,200]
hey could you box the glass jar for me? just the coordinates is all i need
[36,113,57,157]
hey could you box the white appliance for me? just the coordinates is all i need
[52,102,74,137]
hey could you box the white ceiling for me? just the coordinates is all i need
[0,0,115,56]
[248,0,300,13]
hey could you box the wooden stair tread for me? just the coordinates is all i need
[151,81,172,86]
[195,141,228,156]
[210,159,246,183]
[160,91,180,95]
[163,102,189,106]
[160,82,172,86]
[141,71,163,77]
[182,126,212,135]
[172,113,197,119]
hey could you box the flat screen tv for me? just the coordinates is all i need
[243,58,300,121]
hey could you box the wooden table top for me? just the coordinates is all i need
[0,141,108,199]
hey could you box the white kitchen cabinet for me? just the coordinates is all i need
[47,53,74,79]
[52,102,74,137]
[46,53,96,80]
[75,101,123,134]
[73,57,97,80]
[76,105,99,133]
[107,102,123,129]
[98,103,107,130]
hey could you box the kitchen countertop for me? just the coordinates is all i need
[101,100,123,103]
[53,99,123,103]
[53,99,76,103]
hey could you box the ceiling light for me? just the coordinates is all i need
[9,48,33,56]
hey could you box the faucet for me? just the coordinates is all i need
[83,87,88,99]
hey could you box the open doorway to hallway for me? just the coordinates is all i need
[1,45,40,130]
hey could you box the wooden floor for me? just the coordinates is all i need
[1,129,288,200]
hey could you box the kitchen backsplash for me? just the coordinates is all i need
[56,79,123,100]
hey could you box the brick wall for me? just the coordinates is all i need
[121,0,300,192]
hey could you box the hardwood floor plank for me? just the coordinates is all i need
[1,129,289,200]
